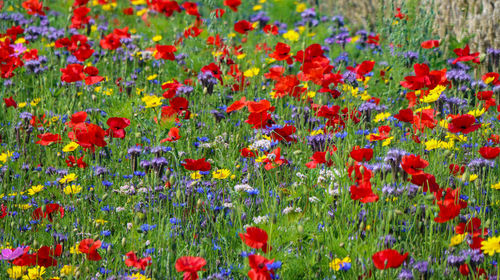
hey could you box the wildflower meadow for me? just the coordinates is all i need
[0,0,499,279]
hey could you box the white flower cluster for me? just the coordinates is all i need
[234,184,254,192]
[249,139,271,151]
[252,215,269,225]
[282,207,302,215]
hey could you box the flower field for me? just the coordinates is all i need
[0,0,499,279]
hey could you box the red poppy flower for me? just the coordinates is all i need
[410,172,440,194]
[79,239,102,261]
[350,182,379,203]
[350,146,373,162]
[482,72,499,85]
[175,256,206,280]
[448,114,481,134]
[155,44,177,60]
[394,108,414,123]
[60,64,85,83]
[271,125,296,143]
[346,60,375,81]
[239,227,271,253]
[372,249,408,270]
[83,66,104,85]
[368,126,391,141]
[160,127,181,143]
[400,63,447,90]
[305,151,334,169]
[248,254,275,280]
[394,8,407,19]
[211,8,225,18]
[421,40,439,49]
[32,203,64,223]
[263,24,279,35]
[240,148,257,158]
[182,158,211,171]
[234,20,254,35]
[452,44,480,64]
[223,0,241,12]
[434,188,467,223]
[106,117,130,139]
[66,111,87,130]
[123,7,134,15]
[74,123,107,152]
[22,0,46,16]
[269,42,293,64]
[125,251,152,270]
[36,244,62,267]
[3,96,17,108]
[66,155,87,169]
[181,2,200,17]
[227,96,248,113]
[478,146,500,159]
[455,217,487,237]
[262,147,288,170]
[401,154,428,175]
[148,0,181,17]
[247,100,274,114]
[0,204,7,219]
[36,133,62,146]
[448,164,465,176]
[70,6,91,29]
[476,91,493,101]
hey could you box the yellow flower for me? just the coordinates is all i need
[152,35,162,42]
[467,108,486,117]
[244,67,260,78]
[374,112,391,122]
[23,266,45,280]
[142,95,163,108]
[295,3,307,12]
[0,151,13,163]
[422,85,446,103]
[492,181,500,190]
[253,4,262,11]
[27,185,44,196]
[69,243,82,255]
[191,172,202,180]
[18,102,27,108]
[64,184,82,195]
[95,219,108,225]
[469,174,478,182]
[481,236,500,256]
[62,142,79,152]
[128,273,151,280]
[131,0,147,5]
[16,204,32,210]
[236,53,246,60]
[212,169,231,179]
[7,266,27,279]
[445,133,467,142]
[60,265,75,277]
[424,139,440,151]
[59,173,77,184]
[147,74,158,80]
[450,234,466,246]
[329,256,351,271]
[30,98,41,107]
[255,155,267,163]
[382,137,394,146]
[310,130,324,136]
[283,30,299,42]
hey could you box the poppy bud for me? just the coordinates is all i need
[169,175,175,186]
[33,240,39,248]
[325,151,332,163]
[297,225,304,234]
[461,171,469,182]
[339,242,344,248]
[102,194,108,201]
[176,188,181,199]
[386,211,393,223]
[394,209,403,216]
[196,199,203,208]
[122,238,126,246]
[293,150,302,155]
[107,245,112,254]
[164,168,170,177]
[425,193,435,201]
[75,271,80,279]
